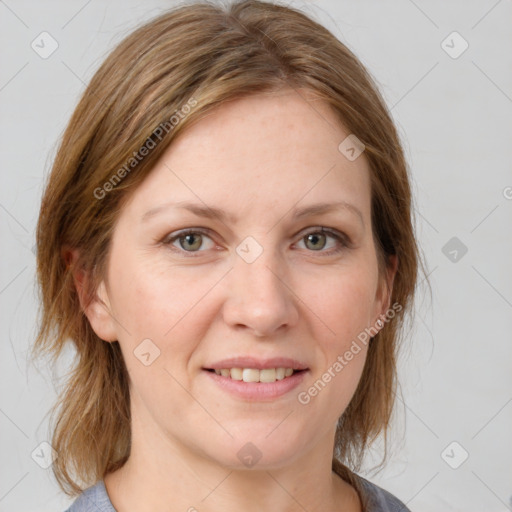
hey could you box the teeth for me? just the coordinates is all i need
[230,368,243,380]
[242,368,260,382]
[213,367,298,383]
[259,369,276,383]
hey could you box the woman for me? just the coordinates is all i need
[33,1,424,510]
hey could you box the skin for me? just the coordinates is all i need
[76,87,397,512]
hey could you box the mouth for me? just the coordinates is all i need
[202,357,310,399]
[204,367,307,383]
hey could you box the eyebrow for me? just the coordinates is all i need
[141,200,364,227]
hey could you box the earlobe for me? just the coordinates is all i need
[63,247,118,342]
[374,254,399,328]
[383,254,398,311]
[84,281,118,342]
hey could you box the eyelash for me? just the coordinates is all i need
[161,227,350,257]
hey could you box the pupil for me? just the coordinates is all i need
[183,234,200,250]
[307,233,325,250]
[180,233,326,252]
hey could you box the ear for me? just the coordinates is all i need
[372,254,398,328]
[63,246,118,342]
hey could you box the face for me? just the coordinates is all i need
[85,88,395,470]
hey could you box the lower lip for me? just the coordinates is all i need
[203,370,308,400]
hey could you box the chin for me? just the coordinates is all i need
[198,432,305,471]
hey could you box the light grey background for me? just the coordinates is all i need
[1,1,511,511]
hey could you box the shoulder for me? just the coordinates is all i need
[355,473,412,512]
[63,480,116,512]
[62,474,410,512]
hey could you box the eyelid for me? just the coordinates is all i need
[161,227,215,251]
[295,226,351,254]
[161,226,351,256]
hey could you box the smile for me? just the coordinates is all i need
[208,367,300,383]
[203,368,308,400]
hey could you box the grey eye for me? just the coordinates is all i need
[304,232,328,251]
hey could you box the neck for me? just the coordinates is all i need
[104,403,361,512]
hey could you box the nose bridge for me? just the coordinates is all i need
[224,234,298,335]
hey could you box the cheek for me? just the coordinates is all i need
[106,255,213,411]
[300,271,373,418]
[314,265,378,406]
[307,263,378,347]
[106,251,215,356]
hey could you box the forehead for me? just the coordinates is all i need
[123,88,372,223]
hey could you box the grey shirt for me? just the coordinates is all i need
[64,475,411,511]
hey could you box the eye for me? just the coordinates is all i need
[163,228,215,254]
[295,227,349,256]
[161,227,349,257]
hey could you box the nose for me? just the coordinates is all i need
[222,246,299,338]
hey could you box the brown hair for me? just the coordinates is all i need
[31,0,426,503]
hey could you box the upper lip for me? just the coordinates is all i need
[204,356,309,371]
